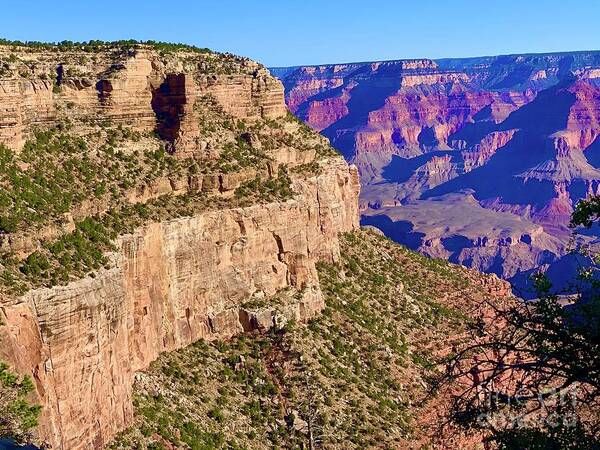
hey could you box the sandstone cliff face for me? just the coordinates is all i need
[105,228,512,450]
[0,46,285,153]
[0,158,359,449]
[273,51,600,294]
[0,44,360,449]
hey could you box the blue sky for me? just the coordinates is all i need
[1,0,597,67]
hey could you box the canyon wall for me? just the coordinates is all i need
[0,46,285,152]
[0,158,359,450]
[273,51,600,294]
[0,44,360,449]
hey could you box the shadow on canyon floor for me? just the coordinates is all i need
[360,213,593,300]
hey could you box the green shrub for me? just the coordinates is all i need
[0,360,42,444]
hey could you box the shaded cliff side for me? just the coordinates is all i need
[0,42,359,449]
[273,51,600,295]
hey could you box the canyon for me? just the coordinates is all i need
[0,41,532,450]
[272,51,600,295]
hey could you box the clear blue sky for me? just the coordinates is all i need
[1,0,597,67]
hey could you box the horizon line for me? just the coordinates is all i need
[269,48,600,69]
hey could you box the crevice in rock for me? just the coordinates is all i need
[207,315,215,334]
[56,64,64,86]
[96,79,113,105]
[151,73,187,146]
[272,231,285,261]
[184,308,192,337]
[236,219,247,236]
[238,309,253,332]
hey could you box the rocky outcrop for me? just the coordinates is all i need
[362,192,564,282]
[0,43,359,449]
[461,129,518,171]
[0,158,359,450]
[274,51,600,294]
[0,47,285,154]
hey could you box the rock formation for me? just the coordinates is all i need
[1,159,358,450]
[108,229,513,450]
[273,51,600,294]
[0,46,285,153]
[0,43,359,449]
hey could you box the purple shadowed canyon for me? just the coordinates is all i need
[272,51,600,296]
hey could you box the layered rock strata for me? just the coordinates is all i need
[0,43,359,449]
[0,158,359,449]
[273,51,600,293]
[0,46,285,153]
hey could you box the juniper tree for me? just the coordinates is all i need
[444,196,600,449]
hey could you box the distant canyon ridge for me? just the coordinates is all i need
[271,51,600,295]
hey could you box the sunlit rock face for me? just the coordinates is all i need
[272,51,600,294]
[0,45,359,450]
[0,159,359,450]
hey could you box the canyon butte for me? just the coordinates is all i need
[0,41,513,450]
[273,51,600,295]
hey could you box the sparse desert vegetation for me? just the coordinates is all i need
[110,230,502,449]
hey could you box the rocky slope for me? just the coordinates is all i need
[273,51,600,294]
[108,229,511,450]
[0,42,358,449]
